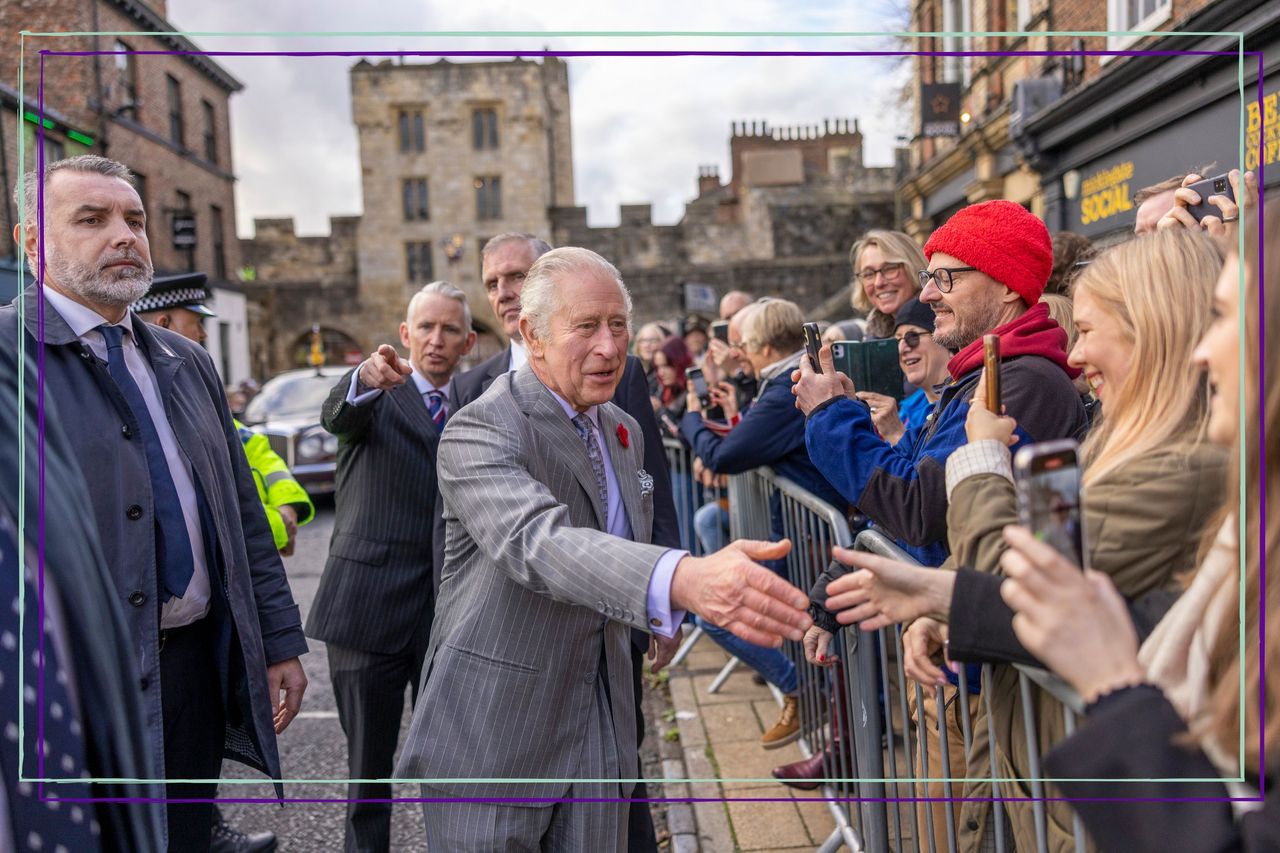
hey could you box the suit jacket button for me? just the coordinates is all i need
[128,591,146,607]
[121,424,132,439]
[139,676,150,690]
[584,671,597,684]
[126,505,143,520]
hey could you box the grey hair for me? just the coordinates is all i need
[519,247,632,342]
[14,155,137,224]
[480,232,552,264]
[406,280,472,331]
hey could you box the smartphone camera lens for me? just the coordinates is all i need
[1214,179,1227,192]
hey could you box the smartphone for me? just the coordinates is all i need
[1014,439,1087,569]
[658,410,681,438]
[830,339,905,400]
[983,334,1002,414]
[802,322,823,373]
[685,366,710,406]
[1185,172,1236,224]
[710,320,730,344]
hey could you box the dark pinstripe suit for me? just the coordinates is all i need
[306,371,445,853]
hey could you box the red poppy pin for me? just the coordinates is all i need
[616,424,629,448]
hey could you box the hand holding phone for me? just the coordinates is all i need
[1183,172,1237,224]
[710,320,730,344]
[802,322,823,373]
[1014,440,1087,569]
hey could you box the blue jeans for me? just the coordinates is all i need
[693,502,729,554]
[695,615,798,694]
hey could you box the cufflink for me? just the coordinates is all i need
[650,617,663,627]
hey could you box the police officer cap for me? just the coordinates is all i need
[132,272,216,317]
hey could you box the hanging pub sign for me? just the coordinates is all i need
[921,83,962,137]
[172,212,196,249]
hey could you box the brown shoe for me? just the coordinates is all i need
[761,694,800,749]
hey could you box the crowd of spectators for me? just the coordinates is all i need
[660,165,1275,850]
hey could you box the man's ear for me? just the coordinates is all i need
[156,314,173,329]
[1000,285,1026,308]
[462,330,477,356]
[518,317,542,357]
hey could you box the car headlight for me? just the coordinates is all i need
[296,426,337,462]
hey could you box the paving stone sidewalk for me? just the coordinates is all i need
[662,638,840,852]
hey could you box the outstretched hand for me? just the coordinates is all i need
[670,538,811,648]
[358,343,412,391]
[823,547,955,631]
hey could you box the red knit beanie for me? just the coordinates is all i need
[922,200,1052,305]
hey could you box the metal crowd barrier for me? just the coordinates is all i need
[703,464,1090,853]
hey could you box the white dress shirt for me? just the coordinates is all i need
[545,387,686,637]
[44,287,211,628]
[507,339,528,373]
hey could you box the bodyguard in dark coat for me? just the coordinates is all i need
[0,337,165,852]
[306,281,475,852]
[4,156,308,852]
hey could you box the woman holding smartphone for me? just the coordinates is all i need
[810,226,1229,850]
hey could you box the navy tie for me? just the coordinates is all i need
[425,390,446,428]
[0,509,102,851]
[98,324,195,601]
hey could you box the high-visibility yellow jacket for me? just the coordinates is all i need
[236,419,314,550]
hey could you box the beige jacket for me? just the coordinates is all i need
[945,440,1228,853]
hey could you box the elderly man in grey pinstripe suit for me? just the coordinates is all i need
[392,247,813,851]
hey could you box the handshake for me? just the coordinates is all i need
[670,538,811,649]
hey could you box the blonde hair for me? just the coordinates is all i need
[1071,228,1219,488]
[1039,292,1077,352]
[1196,200,1279,775]
[848,230,927,315]
[740,298,804,355]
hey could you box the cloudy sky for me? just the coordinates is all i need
[165,0,914,238]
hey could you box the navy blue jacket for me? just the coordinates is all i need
[680,360,844,512]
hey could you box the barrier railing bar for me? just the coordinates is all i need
[1018,673,1050,853]
[982,664,1008,853]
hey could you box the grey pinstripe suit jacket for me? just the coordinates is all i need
[395,365,669,799]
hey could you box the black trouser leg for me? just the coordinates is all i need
[161,619,224,853]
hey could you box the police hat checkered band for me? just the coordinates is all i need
[133,287,210,313]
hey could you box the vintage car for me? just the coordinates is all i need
[242,365,349,495]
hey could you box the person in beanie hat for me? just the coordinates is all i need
[132,271,215,344]
[790,199,1088,848]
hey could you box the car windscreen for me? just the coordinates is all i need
[244,373,338,423]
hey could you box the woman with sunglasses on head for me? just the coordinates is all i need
[848,230,926,339]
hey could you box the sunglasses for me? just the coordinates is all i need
[894,330,932,349]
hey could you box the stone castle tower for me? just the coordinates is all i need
[350,55,574,344]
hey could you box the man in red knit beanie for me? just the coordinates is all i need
[781,200,1089,839]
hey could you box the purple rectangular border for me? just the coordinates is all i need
[24,41,1264,804]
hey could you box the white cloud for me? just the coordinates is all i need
[164,0,912,235]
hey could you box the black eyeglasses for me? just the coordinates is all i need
[856,262,905,283]
[895,330,932,349]
[917,266,979,293]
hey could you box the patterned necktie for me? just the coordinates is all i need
[425,390,446,428]
[571,414,609,513]
[98,324,195,601]
[0,510,102,852]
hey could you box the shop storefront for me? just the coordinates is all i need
[1019,0,1279,243]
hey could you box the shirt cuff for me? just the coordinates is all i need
[346,363,383,406]
[945,439,1013,503]
[646,549,688,638]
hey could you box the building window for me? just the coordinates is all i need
[1107,0,1171,48]
[402,178,429,221]
[940,0,972,87]
[202,100,217,164]
[210,204,226,280]
[406,242,434,282]
[472,108,498,150]
[114,40,137,113]
[176,190,194,271]
[42,135,65,164]
[166,74,184,148]
[219,322,231,378]
[399,109,425,153]
[1015,0,1031,30]
[133,171,147,214]
[474,176,502,221]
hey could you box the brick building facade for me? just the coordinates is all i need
[1,0,242,283]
